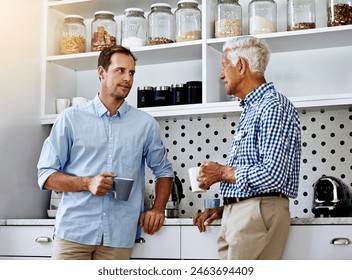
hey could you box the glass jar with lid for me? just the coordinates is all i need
[215,0,242,38]
[91,11,117,52]
[327,0,351,26]
[248,0,277,35]
[287,0,316,31]
[60,15,86,55]
[121,8,147,48]
[175,0,202,42]
[148,3,175,45]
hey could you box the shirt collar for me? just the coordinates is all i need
[240,82,274,108]
[94,94,128,118]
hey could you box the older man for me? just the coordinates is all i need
[193,36,301,260]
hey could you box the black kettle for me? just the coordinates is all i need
[312,176,352,217]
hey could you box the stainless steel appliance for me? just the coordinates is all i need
[165,175,183,218]
[47,190,62,218]
[312,176,352,217]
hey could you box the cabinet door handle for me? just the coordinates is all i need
[35,236,52,243]
[330,237,351,245]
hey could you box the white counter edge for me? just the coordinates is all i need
[2,217,352,226]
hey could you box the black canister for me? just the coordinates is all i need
[154,86,171,106]
[137,86,154,108]
[171,83,187,105]
[186,81,202,104]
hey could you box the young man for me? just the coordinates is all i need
[38,46,174,260]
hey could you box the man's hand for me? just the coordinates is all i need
[193,206,224,232]
[86,172,116,196]
[139,209,165,235]
[198,161,236,190]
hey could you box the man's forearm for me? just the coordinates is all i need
[152,177,173,212]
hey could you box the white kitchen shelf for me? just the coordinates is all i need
[47,40,202,70]
[41,0,352,124]
[40,93,352,124]
[207,25,352,53]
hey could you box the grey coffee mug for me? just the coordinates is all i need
[112,177,134,201]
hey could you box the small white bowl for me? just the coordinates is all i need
[47,209,57,218]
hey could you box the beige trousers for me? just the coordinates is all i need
[218,196,290,260]
[52,236,132,260]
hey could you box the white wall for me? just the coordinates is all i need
[0,0,51,218]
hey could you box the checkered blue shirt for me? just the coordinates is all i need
[220,82,301,199]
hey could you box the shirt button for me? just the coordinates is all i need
[103,213,106,216]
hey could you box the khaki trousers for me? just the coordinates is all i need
[218,196,290,260]
[52,236,132,260]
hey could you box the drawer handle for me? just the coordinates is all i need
[330,237,351,245]
[35,236,52,243]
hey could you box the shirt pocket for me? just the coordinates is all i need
[229,128,248,159]
[118,140,144,178]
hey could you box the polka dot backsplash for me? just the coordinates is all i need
[144,105,352,219]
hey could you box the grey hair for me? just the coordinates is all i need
[222,36,270,75]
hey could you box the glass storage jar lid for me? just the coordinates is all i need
[94,10,115,16]
[150,3,172,9]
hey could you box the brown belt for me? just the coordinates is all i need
[223,192,286,205]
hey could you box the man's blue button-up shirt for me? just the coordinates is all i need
[37,95,174,248]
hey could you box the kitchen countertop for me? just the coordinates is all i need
[1,217,352,226]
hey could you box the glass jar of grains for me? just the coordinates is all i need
[327,0,352,26]
[121,8,148,48]
[215,0,242,38]
[91,11,117,51]
[175,0,202,42]
[60,15,86,55]
[148,3,175,45]
[248,0,277,35]
[287,0,316,31]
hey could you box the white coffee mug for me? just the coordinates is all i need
[72,97,89,106]
[188,166,206,193]
[56,98,71,114]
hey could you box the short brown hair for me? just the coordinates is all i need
[98,45,137,71]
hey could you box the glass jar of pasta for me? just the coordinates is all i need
[60,15,86,55]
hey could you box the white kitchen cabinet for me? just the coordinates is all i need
[181,225,220,259]
[0,226,54,259]
[41,0,352,124]
[181,224,352,260]
[0,224,181,260]
[131,226,181,259]
[283,225,352,260]
[1,222,351,259]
